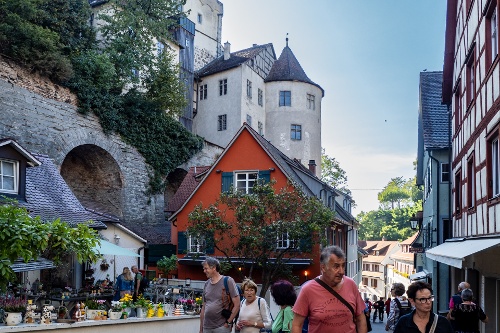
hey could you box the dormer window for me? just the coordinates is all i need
[0,159,18,193]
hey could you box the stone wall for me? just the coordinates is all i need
[0,76,164,224]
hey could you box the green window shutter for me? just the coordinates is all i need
[205,231,215,254]
[258,170,271,183]
[178,232,187,254]
[222,172,233,192]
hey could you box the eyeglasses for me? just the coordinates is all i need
[414,296,434,304]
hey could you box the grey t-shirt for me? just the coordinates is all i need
[203,276,239,329]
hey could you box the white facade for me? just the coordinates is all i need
[265,81,322,175]
[185,0,223,70]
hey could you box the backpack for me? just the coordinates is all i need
[394,298,412,320]
[223,276,243,322]
[138,274,149,294]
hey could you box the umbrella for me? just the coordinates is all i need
[93,240,141,281]
[93,240,140,257]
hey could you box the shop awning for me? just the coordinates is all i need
[409,270,430,281]
[10,258,55,272]
[426,238,500,268]
[92,240,140,257]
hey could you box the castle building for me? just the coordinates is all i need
[194,39,324,175]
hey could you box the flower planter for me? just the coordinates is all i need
[86,309,100,320]
[108,311,122,320]
[136,307,146,318]
[4,312,23,326]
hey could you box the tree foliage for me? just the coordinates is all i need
[357,176,422,241]
[321,149,350,194]
[0,201,101,290]
[187,181,335,296]
[157,254,178,284]
[377,176,412,209]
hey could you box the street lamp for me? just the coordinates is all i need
[409,212,422,230]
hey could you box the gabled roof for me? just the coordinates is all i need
[265,44,324,96]
[197,43,275,78]
[0,138,41,166]
[169,123,338,221]
[21,154,106,229]
[400,232,419,245]
[419,71,450,150]
[165,166,210,213]
[120,222,170,244]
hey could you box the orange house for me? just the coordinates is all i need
[167,124,353,283]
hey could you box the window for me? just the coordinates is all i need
[491,137,500,197]
[235,171,258,194]
[276,232,296,249]
[455,169,462,214]
[0,160,17,193]
[424,163,432,199]
[291,124,302,140]
[246,114,252,126]
[188,235,205,253]
[197,13,202,24]
[454,82,462,130]
[467,155,475,208]
[217,114,227,131]
[441,163,450,182]
[219,79,227,95]
[258,121,263,135]
[200,84,207,100]
[279,91,291,106]
[258,89,263,106]
[371,279,378,288]
[246,80,252,98]
[131,68,140,78]
[466,51,475,107]
[157,42,164,56]
[486,5,498,67]
[307,94,315,110]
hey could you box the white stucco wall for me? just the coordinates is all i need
[185,0,223,70]
[265,81,322,175]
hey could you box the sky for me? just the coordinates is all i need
[220,1,447,215]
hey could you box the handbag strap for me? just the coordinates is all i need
[314,277,355,321]
[429,313,438,333]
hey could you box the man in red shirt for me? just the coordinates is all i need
[291,246,367,333]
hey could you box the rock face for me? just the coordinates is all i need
[0,57,164,224]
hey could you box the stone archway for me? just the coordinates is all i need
[61,144,124,218]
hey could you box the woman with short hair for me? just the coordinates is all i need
[393,281,453,333]
[236,279,272,332]
[449,288,488,333]
[270,280,296,333]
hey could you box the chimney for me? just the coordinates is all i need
[224,41,231,60]
[308,160,316,176]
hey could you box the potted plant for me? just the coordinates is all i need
[0,297,27,326]
[134,296,151,318]
[157,254,178,285]
[85,298,106,320]
[109,301,123,320]
[100,259,109,271]
[119,294,134,317]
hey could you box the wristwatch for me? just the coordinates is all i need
[226,321,232,325]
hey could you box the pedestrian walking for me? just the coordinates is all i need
[199,257,240,333]
[291,246,367,333]
[448,288,488,333]
[393,281,452,333]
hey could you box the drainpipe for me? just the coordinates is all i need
[428,154,441,312]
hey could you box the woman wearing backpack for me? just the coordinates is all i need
[236,279,272,332]
[385,283,411,332]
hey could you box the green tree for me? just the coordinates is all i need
[156,254,178,285]
[187,181,334,296]
[321,149,350,194]
[377,177,411,209]
[0,201,101,290]
[97,0,186,94]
